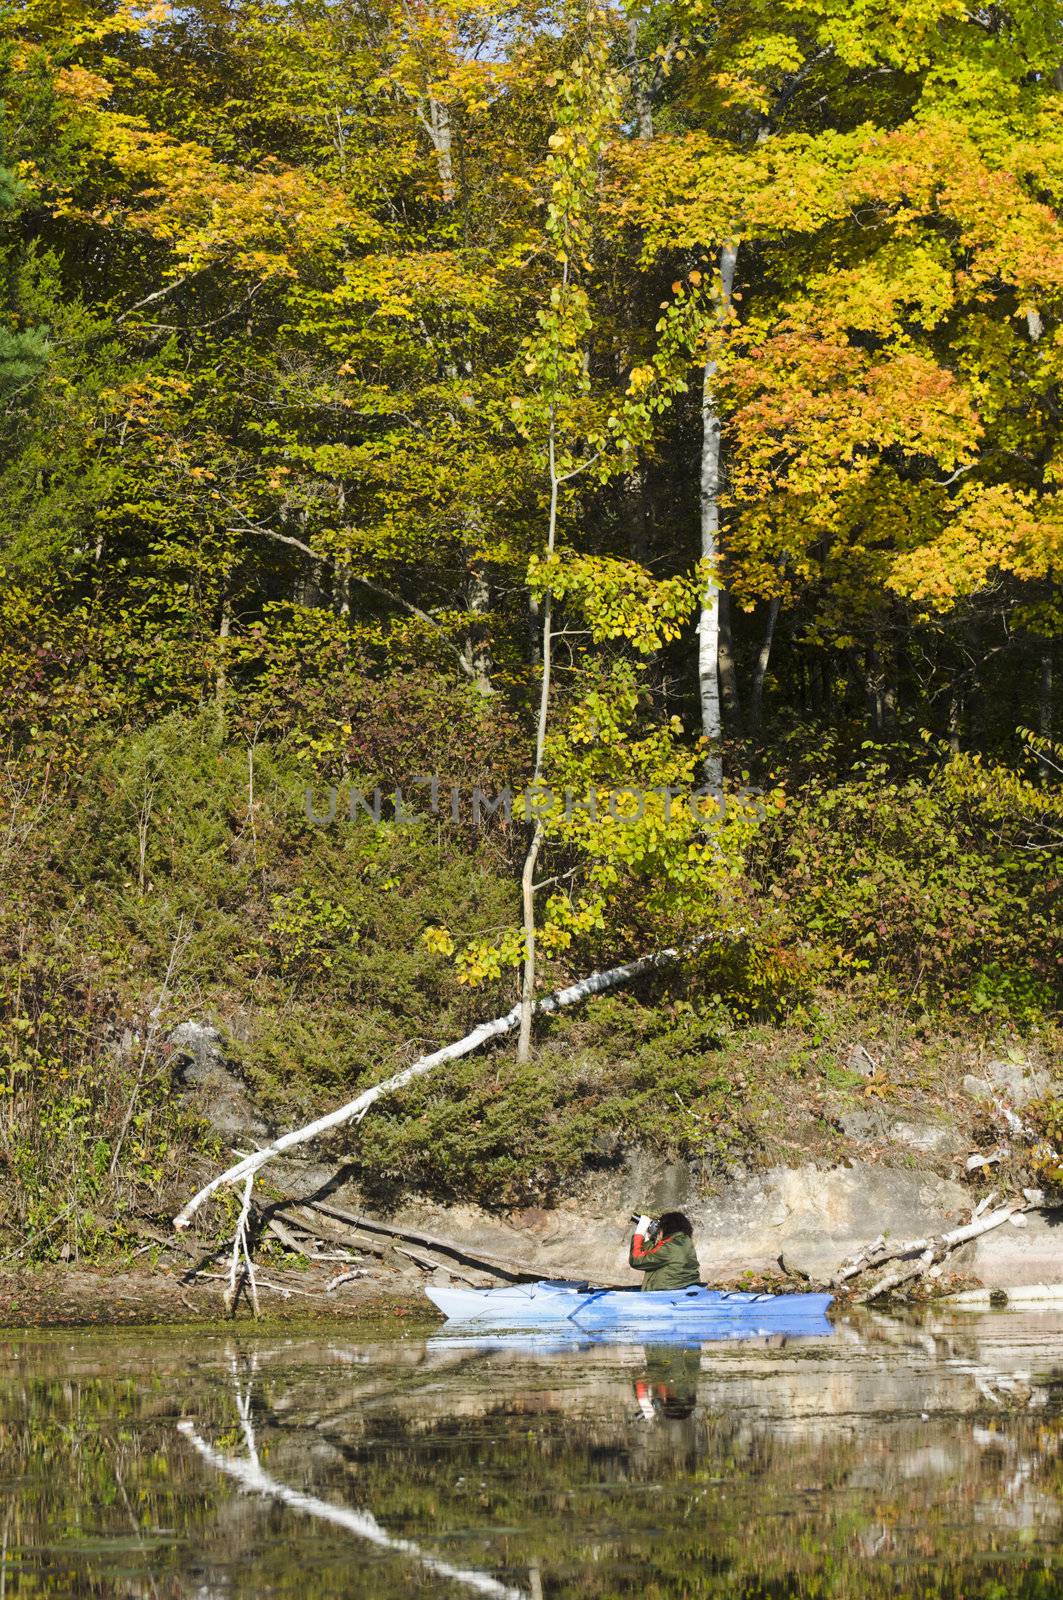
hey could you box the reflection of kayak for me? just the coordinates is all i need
[425,1280,832,1329]
[428,1324,832,1355]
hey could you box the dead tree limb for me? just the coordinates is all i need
[852,1199,1030,1304]
[290,1198,590,1283]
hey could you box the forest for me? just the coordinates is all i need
[0,0,1061,1262]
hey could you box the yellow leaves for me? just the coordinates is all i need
[455,926,524,987]
[888,486,1063,610]
[625,364,656,393]
[422,926,456,957]
[36,60,377,281]
[529,551,702,653]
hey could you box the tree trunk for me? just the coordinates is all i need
[428,96,455,203]
[627,14,654,141]
[463,567,493,695]
[948,685,963,753]
[517,402,559,1064]
[698,242,738,796]
[1039,645,1054,777]
[718,585,742,732]
[749,594,781,735]
[864,645,896,734]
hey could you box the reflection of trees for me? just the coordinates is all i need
[179,1358,526,1600]
[0,1323,1059,1598]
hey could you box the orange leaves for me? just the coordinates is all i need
[53,65,112,105]
[725,321,980,509]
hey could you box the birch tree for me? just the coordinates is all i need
[512,11,622,1061]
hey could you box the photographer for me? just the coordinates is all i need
[628,1211,701,1291]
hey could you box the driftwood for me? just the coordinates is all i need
[280,1204,386,1256]
[833,1197,1038,1304]
[265,1215,307,1255]
[269,1197,614,1286]
[392,1245,483,1284]
[326,1268,371,1292]
[225,1172,261,1316]
[174,945,688,1233]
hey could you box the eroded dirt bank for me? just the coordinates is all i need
[0,1262,427,1329]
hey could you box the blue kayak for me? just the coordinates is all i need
[425,1280,832,1329]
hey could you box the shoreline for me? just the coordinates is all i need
[0,1261,430,1330]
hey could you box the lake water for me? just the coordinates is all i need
[0,1307,1060,1597]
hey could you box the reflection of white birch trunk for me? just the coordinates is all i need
[698,243,738,796]
[175,943,687,1230]
[179,1398,525,1600]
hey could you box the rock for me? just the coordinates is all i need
[970,1207,1063,1287]
[687,1163,970,1280]
[844,1044,878,1078]
[168,1021,225,1079]
[620,1151,691,1213]
[966,1059,1053,1109]
[839,1108,962,1156]
[889,1118,962,1156]
[839,1109,886,1142]
[169,1020,268,1141]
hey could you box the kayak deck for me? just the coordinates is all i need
[425,1280,832,1327]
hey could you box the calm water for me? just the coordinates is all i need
[0,1308,1060,1598]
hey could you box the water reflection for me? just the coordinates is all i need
[0,1309,1059,1597]
[179,1355,526,1600]
[634,1343,701,1420]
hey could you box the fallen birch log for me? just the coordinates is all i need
[175,944,686,1231]
[853,1199,1029,1304]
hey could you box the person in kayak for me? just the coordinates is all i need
[628,1211,701,1290]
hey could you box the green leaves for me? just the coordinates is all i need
[529,550,703,651]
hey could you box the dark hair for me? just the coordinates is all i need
[660,1397,696,1420]
[659,1211,693,1238]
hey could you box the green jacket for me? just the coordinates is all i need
[628,1228,701,1291]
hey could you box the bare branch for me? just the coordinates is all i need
[224,512,480,682]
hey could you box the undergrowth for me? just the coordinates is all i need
[0,710,1058,1258]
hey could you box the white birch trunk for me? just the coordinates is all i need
[517,399,561,1064]
[428,96,455,203]
[175,943,687,1229]
[698,243,738,797]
